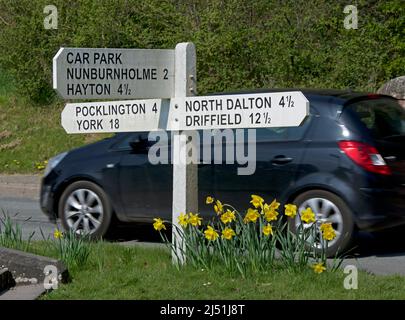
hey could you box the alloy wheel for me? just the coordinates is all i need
[294,197,344,248]
[63,188,104,235]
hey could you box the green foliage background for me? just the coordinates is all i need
[0,0,404,103]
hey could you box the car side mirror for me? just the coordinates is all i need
[129,137,150,154]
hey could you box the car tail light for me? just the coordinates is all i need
[338,140,391,175]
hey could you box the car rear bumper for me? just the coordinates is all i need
[355,186,405,231]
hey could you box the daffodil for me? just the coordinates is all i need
[214,200,223,215]
[153,218,166,231]
[204,226,219,241]
[284,204,297,218]
[268,199,280,211]
[221,227,236,240]
[53,229,63,239]
[263,203,279,222]
[320,222,332,232]
[178,213,189,228]
[206,196,214,204]
[220,209,236,224]
[312,263,326,274]
[243,208,260,223]
[188,212,202,227]
[250,195,264,209]
[323,229,336,241]
[301,207,316,224]
[262,224,273,236]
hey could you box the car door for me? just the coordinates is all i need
[116,132,173,220]
[212,121,311,212]
[116,130,217,220]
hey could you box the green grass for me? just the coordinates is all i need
[18,241,403,300]
[0,69,109,174]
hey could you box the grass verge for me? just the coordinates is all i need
[0,69,109,174]
[17,241,403,300]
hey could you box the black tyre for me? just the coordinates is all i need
[58,181,112,239]
[288,189,355,257]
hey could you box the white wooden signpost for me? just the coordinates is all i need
[61,99,165,133]
[167,92,309,131]
[53,47,174,99]
[54,42,309,265]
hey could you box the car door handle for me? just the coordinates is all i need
[271,155,293,165]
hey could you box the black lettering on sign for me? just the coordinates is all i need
[67,83,111,96]
[163,68,168,80]
[66,67,160,81]
[66,52,89,64]
[109,119,119,129]
[185,113,242,127]
[93,52,123,65]
[77,119,103,131]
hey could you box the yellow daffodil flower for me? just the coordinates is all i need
[204,226,219,241]
[220,209,236,224]
[53,229,63,239]
[262,224,273,236]
[188,212,203,227]
[312,263,326,274]
[250,194,264,209]
[322,229,336,241]
[269,199,280,211]
[243,208,260,223]
[214,200,223,215]
[320,222,333,232]
[284,204,297,218]
[221,227,236,240]
[320,223,337,241]
[301,207,316,224]
[153,218,166,231]
[178,213,189,228]
[206,196,214,204]
[263,203,279,222]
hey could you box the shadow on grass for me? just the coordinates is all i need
[104,222,171,244]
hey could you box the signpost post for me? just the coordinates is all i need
[171,43,197,265]
[54,42,309,266]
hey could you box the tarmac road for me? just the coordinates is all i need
[0,175,404,276]
[0,196,55,241]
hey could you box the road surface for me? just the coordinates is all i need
[0,197,55,241]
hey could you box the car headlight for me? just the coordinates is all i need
[44,152,68,177]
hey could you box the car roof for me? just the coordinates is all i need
[209,88,395,104]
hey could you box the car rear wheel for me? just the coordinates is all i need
[59,181,112,239]
[288,190,355,257]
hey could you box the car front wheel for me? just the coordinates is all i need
[59,181,112,239]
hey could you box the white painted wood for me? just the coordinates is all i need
[167,91,309,131]
[53,48,174,99]
[172,42,197,265]
[61,99,164,133]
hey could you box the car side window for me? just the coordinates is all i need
[112,131,172,150]
[255,115,312,142]
[111,133,145,150]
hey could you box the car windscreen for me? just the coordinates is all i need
[342,98,405,140]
